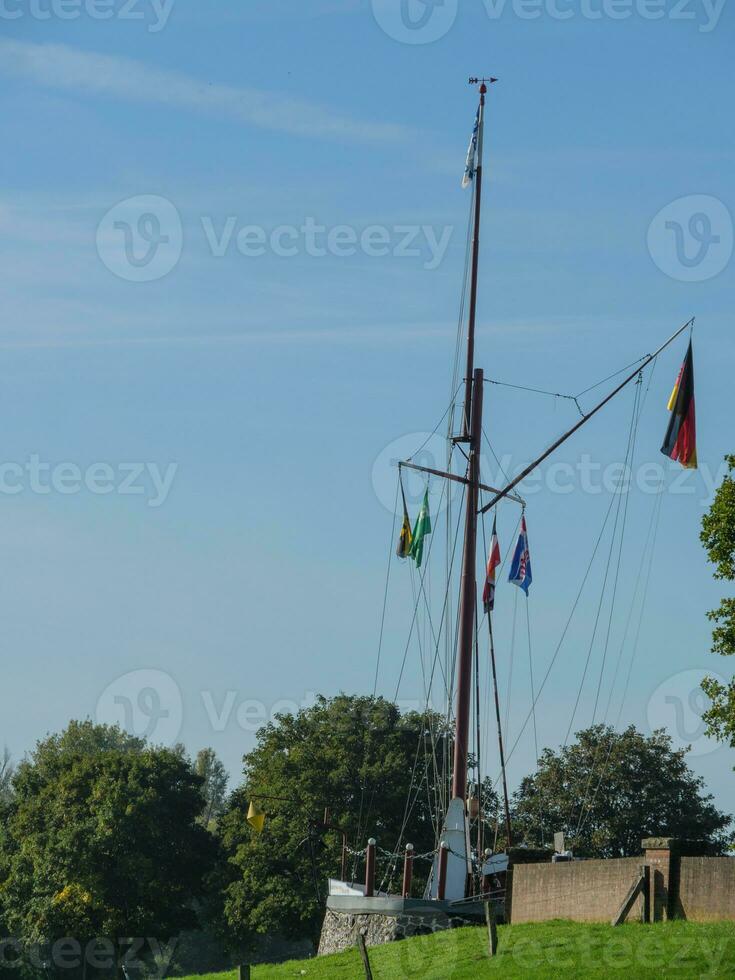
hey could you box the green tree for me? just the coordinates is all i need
[218,695,453,949]
[513,724,732,858]
[700,454,735,743]
[0,721,215,976]
[0,748,13,805]
[195,748,229,828]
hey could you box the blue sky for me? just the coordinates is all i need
[0,1,734,825]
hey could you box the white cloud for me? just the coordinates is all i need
[0,39,410,145]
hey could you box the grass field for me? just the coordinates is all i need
[183,919,735,978]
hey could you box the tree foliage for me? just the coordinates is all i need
[0,748,13,806]
[700,455,735,744]
[512,724,732,858]
[195,748,229,828]
[218,695,453,948]
[0,721,215,972]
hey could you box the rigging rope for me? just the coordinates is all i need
[563,379,642,747]
[525,595,539,764]
[590,375,643,726]
[491,478,622,786]
[484,378,584,418]
[570,373,648,839]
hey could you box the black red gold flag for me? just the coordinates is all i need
[661,340,697,469]
[396,475,413,559]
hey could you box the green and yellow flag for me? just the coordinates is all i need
[409,489,432,568]
[396,477,413,559]
[247,801,265,834]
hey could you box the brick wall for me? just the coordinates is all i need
[509,857,645,924]
[677,857,735,921]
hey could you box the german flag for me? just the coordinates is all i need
[661,340,697,468]
[396,475,413,559]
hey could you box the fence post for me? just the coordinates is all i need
[402,843,414,898]
[365,838,376,898]
[484,901,498,956]
[356,932,373,980]
[437,842,449,901]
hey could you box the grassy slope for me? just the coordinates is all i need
[184,919,735,978]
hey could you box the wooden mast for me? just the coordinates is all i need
[451,366,483,805]
[462,80,487,438]
[452,78,493,810]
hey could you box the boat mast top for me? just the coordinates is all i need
[462,76,496,438]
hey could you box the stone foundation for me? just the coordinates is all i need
[317,901,481,956]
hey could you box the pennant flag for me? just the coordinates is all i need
[396,476,413,559]
[508,516,532,595]
[247,801,265,834]
[409,489,432,568]
[483,516,501,614]
[661,340,697,469]
[461,109,479,189]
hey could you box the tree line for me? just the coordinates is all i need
[1,700,731,977]
[1,456,734,976]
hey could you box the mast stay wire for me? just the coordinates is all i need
[379,484,468,873]
[563,380,642,747]
[488,474,621,791]
[574,371,668,839]
[362,388,462,859]
[359,475,451,866]
[590,374,644,726]
[615,473,666,728]
[356,478,400,864]
[525,594,539,765]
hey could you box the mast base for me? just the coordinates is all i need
[426,797,472,901]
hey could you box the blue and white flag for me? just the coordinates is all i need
[461,109,479,189]
[508,516,532,594]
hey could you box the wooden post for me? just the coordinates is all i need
[610,867,648,927]
[642,864,651,923]
[356,932,373,980]
[481,847,492,894]
[237,967,250,980]
[402,843,414,898]
[484,901,498,957]
[364,838,376,898]
[437,842,449,901]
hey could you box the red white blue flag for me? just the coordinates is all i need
[508,515,532,595]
